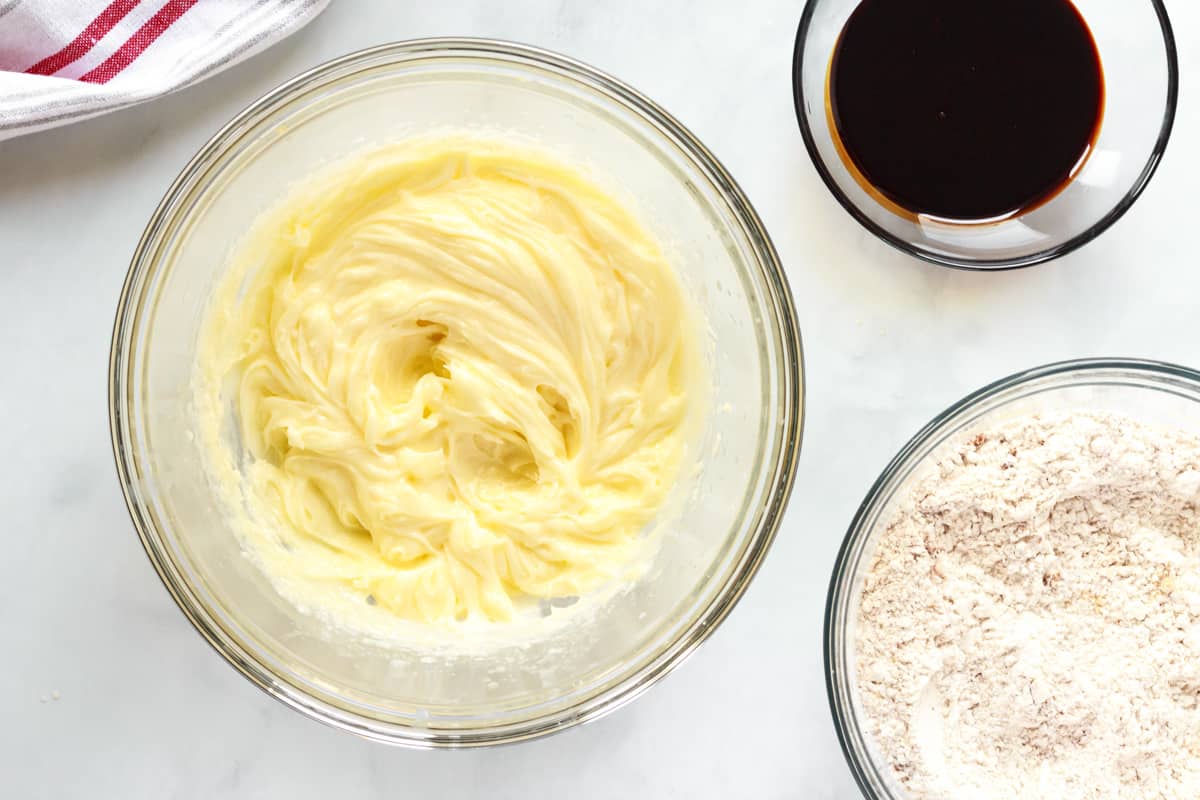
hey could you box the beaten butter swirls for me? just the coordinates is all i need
[197,139,700,625]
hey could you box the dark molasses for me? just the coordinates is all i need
[828,0,1104,222]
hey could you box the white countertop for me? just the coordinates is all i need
[1,1,1196,797]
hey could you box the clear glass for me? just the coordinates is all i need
[109,39,804,747]
[793,0,1179,270]
[826,358,1200,797]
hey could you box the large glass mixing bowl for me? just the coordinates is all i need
[109,39,804,747]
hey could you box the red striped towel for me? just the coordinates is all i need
[0,0,329,140]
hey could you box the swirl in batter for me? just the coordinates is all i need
[198,139,699,624]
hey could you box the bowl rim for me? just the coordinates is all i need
[824,357,1200,796]
[792,1,1181,271]
[108,37,805,748]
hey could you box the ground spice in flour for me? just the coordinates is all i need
[856,410,1200,799]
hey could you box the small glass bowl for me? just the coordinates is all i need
[826,358,1200,797]
[109,39,804,747]
[793,0,1179,270]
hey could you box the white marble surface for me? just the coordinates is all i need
[1,1,1196,797]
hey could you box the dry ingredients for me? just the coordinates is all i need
[857,410,1200,799]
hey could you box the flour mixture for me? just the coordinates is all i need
[857,411,1200,799]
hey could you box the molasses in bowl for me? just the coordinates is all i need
[793,0,1178,270]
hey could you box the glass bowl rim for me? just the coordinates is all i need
[824,356,1200,796]
[108,37,806,748]
[791,0,1181,271]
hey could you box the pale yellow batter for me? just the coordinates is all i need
[197,138,700,625]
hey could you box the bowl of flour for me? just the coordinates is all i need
[827,359,1200,800]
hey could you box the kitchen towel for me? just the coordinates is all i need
[0,0,329,141]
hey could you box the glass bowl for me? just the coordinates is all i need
[826,358,1200,797]
[109,39,804,747]
[793,0,1179,270]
